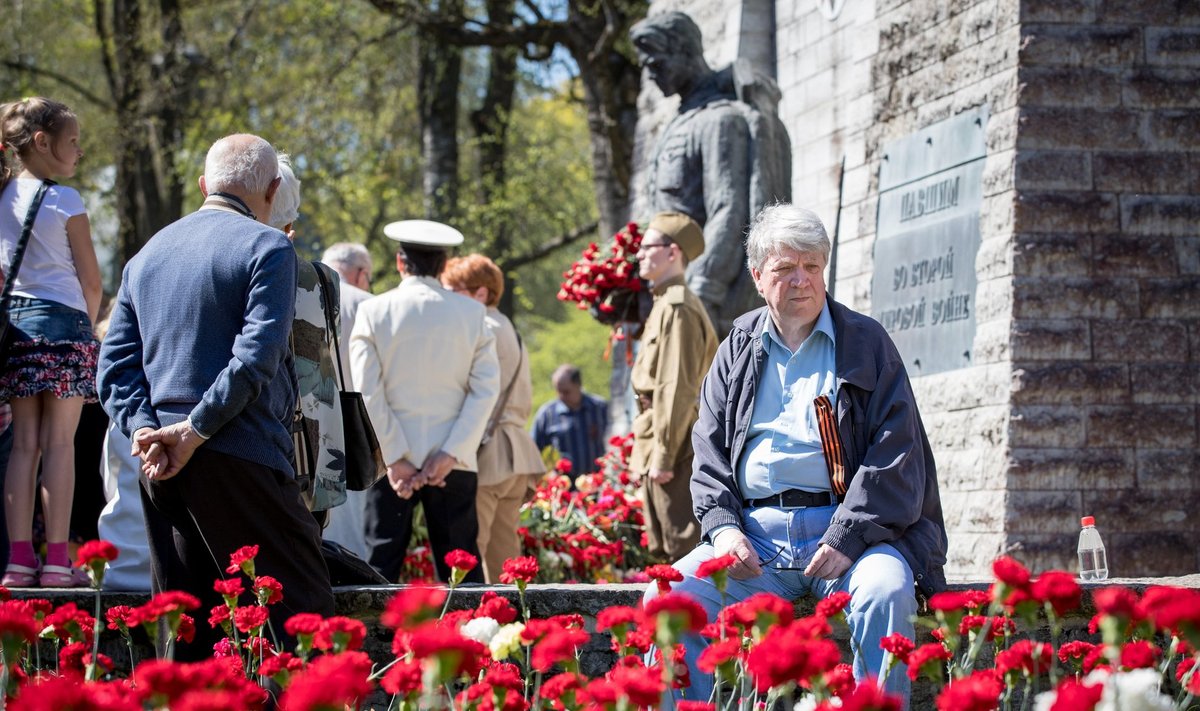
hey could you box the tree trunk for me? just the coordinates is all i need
[471,0,518,315]
[100,0,189,278]
[418,0,463,221]
[566,2,642,240]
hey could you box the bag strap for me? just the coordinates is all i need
[311,261,348,393]
[1,180,56,311]
[481,328,524,444]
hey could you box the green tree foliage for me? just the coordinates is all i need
[2,0,622,410]
[524,306,618,421]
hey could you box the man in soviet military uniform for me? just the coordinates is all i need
[631,212,718,562]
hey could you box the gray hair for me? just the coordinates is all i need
[321,242,372,272]
[745,204,831,272]
[203,134,278,196]
[269,153,300,230]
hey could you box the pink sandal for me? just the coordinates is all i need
[1,563,39,588]
[39,564,89,588]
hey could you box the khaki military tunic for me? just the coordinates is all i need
[631,274,718,561]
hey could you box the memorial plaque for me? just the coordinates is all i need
[872,107,987,376]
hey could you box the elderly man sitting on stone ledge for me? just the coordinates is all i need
[644,203,949,706]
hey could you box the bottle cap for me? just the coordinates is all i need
[1081,516,1095,527]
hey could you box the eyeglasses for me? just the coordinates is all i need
[759,544,810,572]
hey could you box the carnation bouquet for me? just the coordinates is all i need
[557,222,652,328]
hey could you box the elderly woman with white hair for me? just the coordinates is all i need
[272,154,348,518]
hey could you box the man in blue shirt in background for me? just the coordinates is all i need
[99,134,334,658]
[531,364,609,476]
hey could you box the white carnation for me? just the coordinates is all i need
[461,616,500,645]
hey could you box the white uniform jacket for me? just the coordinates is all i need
[349,275,500,472]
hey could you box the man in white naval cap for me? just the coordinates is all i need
[349,220,500,583]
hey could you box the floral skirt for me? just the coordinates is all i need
[0,296,98,402]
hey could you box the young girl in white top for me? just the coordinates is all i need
[0,97,102,587]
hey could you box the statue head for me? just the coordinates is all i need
[630,12,711,98]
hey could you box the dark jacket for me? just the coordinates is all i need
[690,299,948,596]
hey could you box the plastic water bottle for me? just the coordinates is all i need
[1077,516,1108,581]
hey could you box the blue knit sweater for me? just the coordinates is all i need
[98,208,298,475]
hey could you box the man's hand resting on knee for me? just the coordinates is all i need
[804,543,852,580]
[713,528,762,579]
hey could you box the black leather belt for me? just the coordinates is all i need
[747,490,836,509]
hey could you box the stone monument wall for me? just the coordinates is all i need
[637,0,1199,577]
[1006,3,1200,574]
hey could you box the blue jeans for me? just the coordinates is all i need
[643,504,916,706]
[8,296,93,342]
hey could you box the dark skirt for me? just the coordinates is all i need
[0,296,98,402]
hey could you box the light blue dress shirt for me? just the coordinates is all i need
[737,302,838,500]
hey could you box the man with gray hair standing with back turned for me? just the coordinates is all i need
[99,134,334,658]
[644,204,946,706]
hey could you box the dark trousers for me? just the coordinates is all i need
[364,469,484,584]
[139,448,334,660]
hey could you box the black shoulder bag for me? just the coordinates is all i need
[0,180,55,369]
[312,262,387,491]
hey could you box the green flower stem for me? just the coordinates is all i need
[87,584,103,681]
[1,649,9,711]
[1019,675,1033,711]
[1044,604,1062,686]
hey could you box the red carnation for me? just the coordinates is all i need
[535,629,590,672]
[1092,586,1141,620]
[1119,640,1161,670]
[279,651,372,711]
[499,556,539,585]
[1031,570,1082,616]
[646,564,684,594]
[253,576,283,606]
[226,545,259,576]
[233,606,270,635]
[213,578,244,598]
[541,671,585,703]
[992,556,1031,588]
[643,593,707,635]
[284,613,323,636]
[381,659,423,696]
[381,586,447,629]
[880,633,916,664]
[906,643,952,682]
[475,591,517,625]
[0,600,40,647]
[1046,678,1104,711]
[817,678,901,711]
[444,549,478,573]
[406,624,488,682]
[697,638,741,674]
[314,617,366,653]
[695,554,737,579]
[928,591,980,613]
[745,628,841,692]
[996,640,1053,678]
[934,670,1003,711]
[75,540,119,567]
[816,591,853,619]
[822,663,857,699]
